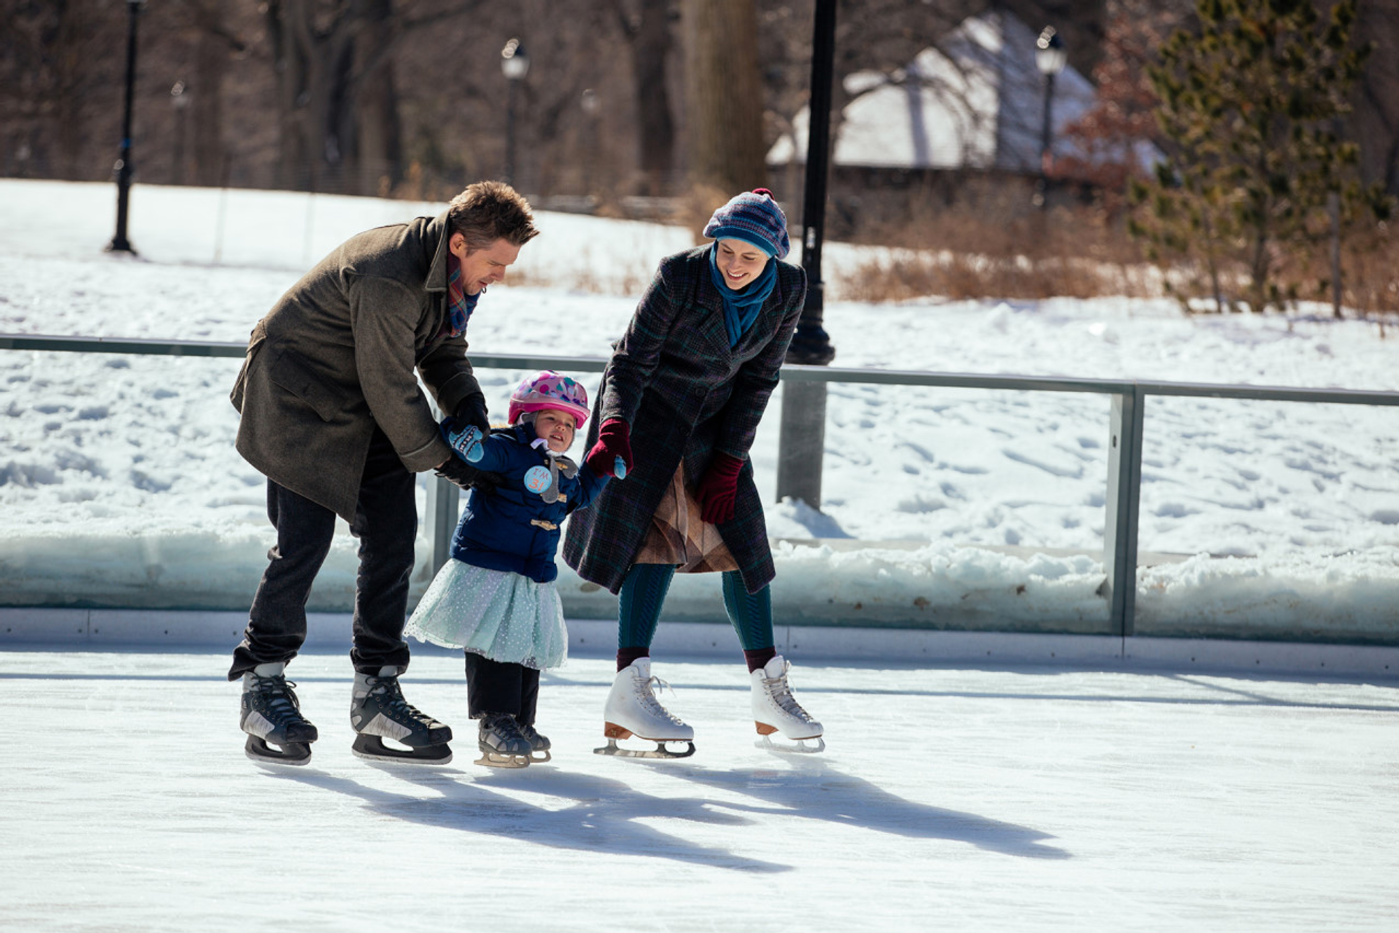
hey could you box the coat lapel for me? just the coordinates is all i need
[416,213,452,355]
[423,211,451,294]
[694,272,737,358]
[730,299,781,359]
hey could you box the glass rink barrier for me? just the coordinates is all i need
[2,334,1397,656]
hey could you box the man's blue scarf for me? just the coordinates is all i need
[708,243,776,347]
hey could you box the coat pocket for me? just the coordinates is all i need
[267,345,340,423]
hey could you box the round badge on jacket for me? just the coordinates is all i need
[523,465,552,494]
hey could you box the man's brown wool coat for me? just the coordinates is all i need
[231,211,482,521]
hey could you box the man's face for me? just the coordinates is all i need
[450,234,521,295]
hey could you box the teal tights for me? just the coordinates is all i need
[617,564,774,653]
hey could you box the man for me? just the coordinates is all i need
[228,181,538,766]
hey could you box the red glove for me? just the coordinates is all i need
[696,451,744,524]
[586,419,633,478]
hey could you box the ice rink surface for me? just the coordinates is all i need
[3,643,1397,932]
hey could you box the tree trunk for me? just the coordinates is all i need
[1329,190,1343,319]
[354,0,402,196]
[265,0,309,188]
[264,0,359,192]
[187,1,240,188]
[619,0,677,195]
[682,0,766,198]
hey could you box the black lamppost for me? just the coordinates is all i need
[788,0,838,367]
[1033,25,1067,211]
[501,38,530,188]
[108,0,146,253]
[170,80,189,186]
[776,0,838,510]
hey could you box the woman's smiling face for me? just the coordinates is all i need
[715,238,769,290]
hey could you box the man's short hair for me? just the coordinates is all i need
[448,181,539,250]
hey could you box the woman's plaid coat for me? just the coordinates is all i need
[562,245,807,595]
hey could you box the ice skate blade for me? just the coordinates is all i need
[529,749,552,763]
[351,733,453,765]
[244,735,312,766]
[475,746,531,769]
[756,734,826,754]
[594,737,696,759]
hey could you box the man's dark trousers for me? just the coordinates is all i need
[229,426,417,680]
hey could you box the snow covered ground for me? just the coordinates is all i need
[0,180,1396,641]
[2,645,1397,933]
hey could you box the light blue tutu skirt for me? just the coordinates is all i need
[405,560,568,670]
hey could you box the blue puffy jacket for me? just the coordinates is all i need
[450,422,608,583]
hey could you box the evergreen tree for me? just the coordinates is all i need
[1129,0,1386,312]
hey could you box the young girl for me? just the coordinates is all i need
[406,371,609,767]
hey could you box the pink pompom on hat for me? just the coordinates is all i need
[507,370,590,427]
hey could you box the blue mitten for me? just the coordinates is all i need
[441,419,484,463]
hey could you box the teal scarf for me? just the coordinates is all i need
[708,243,776,347]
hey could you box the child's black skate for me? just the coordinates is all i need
[349,667,453,764]
[476,713,532,768]
[241,663,318,766]
[518,721,552,763]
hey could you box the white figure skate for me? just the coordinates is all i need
[595,658,695,759]
[751,655,825,753]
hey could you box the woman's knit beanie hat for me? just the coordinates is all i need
[702,188,790,260]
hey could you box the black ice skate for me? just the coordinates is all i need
[476,713,532,769]
[241,662,319,766]
[349,667,453,764]
[518,721,552,763]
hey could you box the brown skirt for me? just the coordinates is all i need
[633,464,738,573]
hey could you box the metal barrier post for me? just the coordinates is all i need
[776,380,829,507]
[776,0,839,507]
[423,475,459,576]
[1104,386,1144,637]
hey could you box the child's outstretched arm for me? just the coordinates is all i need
[568,458,613,514]
[439,420,512,472]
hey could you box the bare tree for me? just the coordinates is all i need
[611,0,678,194]
[0,0,125,179]
[262,0,466,194]
[177,1,252,187]
[1353,0,1399,194]
[682,0,767,200]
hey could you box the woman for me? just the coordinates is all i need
[564,188,824,757]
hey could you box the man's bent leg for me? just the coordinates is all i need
[229,480,337,680]
[348,427,417,675]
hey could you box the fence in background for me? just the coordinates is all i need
[4,332,1398,639]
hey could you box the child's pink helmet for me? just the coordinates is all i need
[507,370,590,428]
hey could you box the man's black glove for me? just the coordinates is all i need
[445,393,490,435]
[434,457,505,496]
